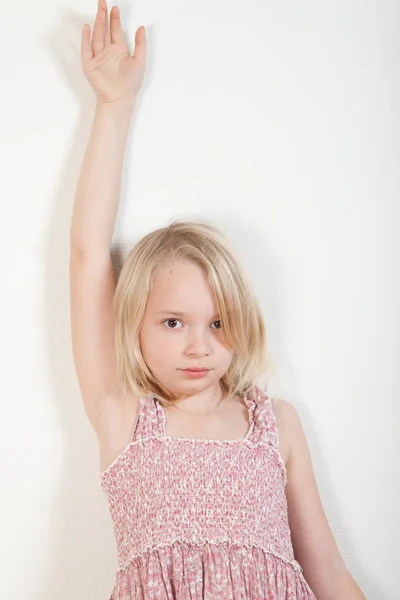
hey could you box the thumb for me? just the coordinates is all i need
[132,26,147,62]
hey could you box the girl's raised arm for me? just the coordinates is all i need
[69,0,147,434]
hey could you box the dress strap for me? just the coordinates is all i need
[131,394,162,442]
[250,384,287,486]
[250,384,279,448]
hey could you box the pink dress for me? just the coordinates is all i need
[100,384,317,599]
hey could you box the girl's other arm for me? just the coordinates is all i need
[274,399,367,600]
[69,0,146,433]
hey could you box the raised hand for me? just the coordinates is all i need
[81,0,147,106]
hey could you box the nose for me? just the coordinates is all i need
[184,326,212,358]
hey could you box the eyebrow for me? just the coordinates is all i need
[154,310,220,319]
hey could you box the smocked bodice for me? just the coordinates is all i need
[100,385,303,575]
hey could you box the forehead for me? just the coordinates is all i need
[147,259,217,312]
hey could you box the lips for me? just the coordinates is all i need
[182,368,209,371]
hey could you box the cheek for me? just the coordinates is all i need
[217,331,234,355]
[140,325,176,366]
[222,348,234,366]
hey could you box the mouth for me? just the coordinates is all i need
[180,367,211,378]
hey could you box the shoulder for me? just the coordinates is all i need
[270,397,306,463]
[250,387,302,464]
[270,396,294,417]
[268,397,298,465]
[252,386,295,424]
[271,397,300,428]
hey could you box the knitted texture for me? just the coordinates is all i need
[100,384,317,599]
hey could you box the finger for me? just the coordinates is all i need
[132,26,147,62]
[109,6,125,45]
[92,0,106,55]
[103,0,111,47]
[81,24,93,64]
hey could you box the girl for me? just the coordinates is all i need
[70,1,367,598]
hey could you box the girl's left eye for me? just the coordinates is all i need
[211,320,222,329]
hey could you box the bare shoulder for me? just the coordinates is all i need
[270,397,295,465]
[271,396,298,423]
[270,397,307,463]
[93,391,141,474]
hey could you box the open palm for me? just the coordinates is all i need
[81,0,147,105]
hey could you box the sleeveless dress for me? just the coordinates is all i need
[100,384,317,599]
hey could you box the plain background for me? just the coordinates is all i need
[1,1,399,598]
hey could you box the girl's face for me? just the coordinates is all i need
[139,259,234,398]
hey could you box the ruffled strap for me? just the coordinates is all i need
[131,394,161,442]
[250,384,288,486]
[250,384,279,448]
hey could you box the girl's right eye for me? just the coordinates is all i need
[162,319,183,329]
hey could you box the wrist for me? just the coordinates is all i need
[95,97,137,120]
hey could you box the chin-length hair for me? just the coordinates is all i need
[112,219,273,407]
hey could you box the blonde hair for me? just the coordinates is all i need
[113,219,272,407]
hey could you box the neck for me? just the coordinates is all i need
[167,387,226,416]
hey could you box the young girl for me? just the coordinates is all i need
[70,2,367,598]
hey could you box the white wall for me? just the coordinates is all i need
[1,1,399,598]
